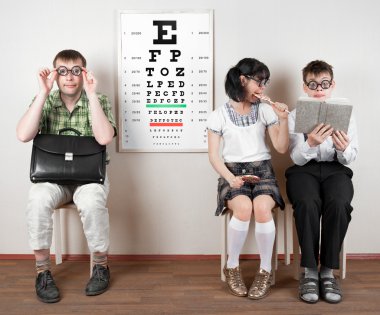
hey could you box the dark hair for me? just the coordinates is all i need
[225,58,270,102]
[53,49,87,67]
[302,60,333,83]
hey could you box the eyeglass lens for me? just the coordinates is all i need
[57,66,82,76]
[307,80,331,90]
[245,75,270,87]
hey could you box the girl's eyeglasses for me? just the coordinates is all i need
[244,75,270,87]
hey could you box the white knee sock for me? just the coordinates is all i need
[255,219,275,273]
[227,216,250,268]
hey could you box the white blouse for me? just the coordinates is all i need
[207,102,278,162]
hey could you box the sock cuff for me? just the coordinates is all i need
[305,267,319,280]
[255,219,275,233]
[229,216,250,231]
[36,258,51,273]
[92,254,108,267]
[320,265,334,272]
[36,257,51,266]
[320,265,334,278]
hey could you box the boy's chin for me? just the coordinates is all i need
[310,94,327,101]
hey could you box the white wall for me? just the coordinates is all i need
[1,0,379,255]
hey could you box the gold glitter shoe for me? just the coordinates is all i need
[223,265,248,297]
[248,268,272,300]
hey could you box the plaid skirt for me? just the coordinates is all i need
[215,160,285,216]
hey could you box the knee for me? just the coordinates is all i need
[293,196,321,209]
[27,184,59,219]
[231,203,252,221]
[293,198,321,220]
[253,206,273,223]
[28,183,56,205]
[74,184,108,213]
[325,198,353,218]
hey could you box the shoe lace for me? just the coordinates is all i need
[92,265,106,282]
[229,268,244,287]
[253,271,270,290]
[40,271,54,289]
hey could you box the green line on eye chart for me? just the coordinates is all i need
[146,104,187,108]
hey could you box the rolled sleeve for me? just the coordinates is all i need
[99,95,117,137]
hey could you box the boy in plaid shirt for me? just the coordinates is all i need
[17,49,116,303]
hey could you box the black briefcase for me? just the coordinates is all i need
[30,128,106,185]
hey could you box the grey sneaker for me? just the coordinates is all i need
[35,270,60,303]
[85,264,110,296]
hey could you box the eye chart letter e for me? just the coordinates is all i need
[118,10,214,152]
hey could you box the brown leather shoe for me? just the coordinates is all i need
[248,268,272,300]
[223,265,248,297]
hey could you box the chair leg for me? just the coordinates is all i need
[284,204,291,265]
[90,253,93,276]
[53,209,62,265]
[221,211,230,282]
[339,239,346,279]
[274,208,279,270]
[292,216,300,280]
[271,208,278,285]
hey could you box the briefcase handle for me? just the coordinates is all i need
[58,128,82,136]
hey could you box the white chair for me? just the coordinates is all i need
[53,203,93,275]
[288,204,347,280]
[221,207,284,285]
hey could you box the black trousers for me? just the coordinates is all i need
[285,160,354,269]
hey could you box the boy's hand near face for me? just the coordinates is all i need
[332,130,350,151]
[37,68,57,95]
[82,68,98,96]
[307,123,334,147]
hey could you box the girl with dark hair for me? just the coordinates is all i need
[207,58,289,300]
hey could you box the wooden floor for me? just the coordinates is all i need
[0,259,379,315]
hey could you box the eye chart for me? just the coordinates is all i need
[118,10,214,152]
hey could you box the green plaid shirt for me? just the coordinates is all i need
[39,89,117,136]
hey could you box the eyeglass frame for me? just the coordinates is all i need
[244,75,270,87]
[56,66,83,76]
[305,79,333,90]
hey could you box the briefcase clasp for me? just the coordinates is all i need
[65,152,73,161]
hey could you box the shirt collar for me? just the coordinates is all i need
[225,99,260,110]
[51,90,87,108]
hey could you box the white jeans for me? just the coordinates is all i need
[26,176,110,253]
